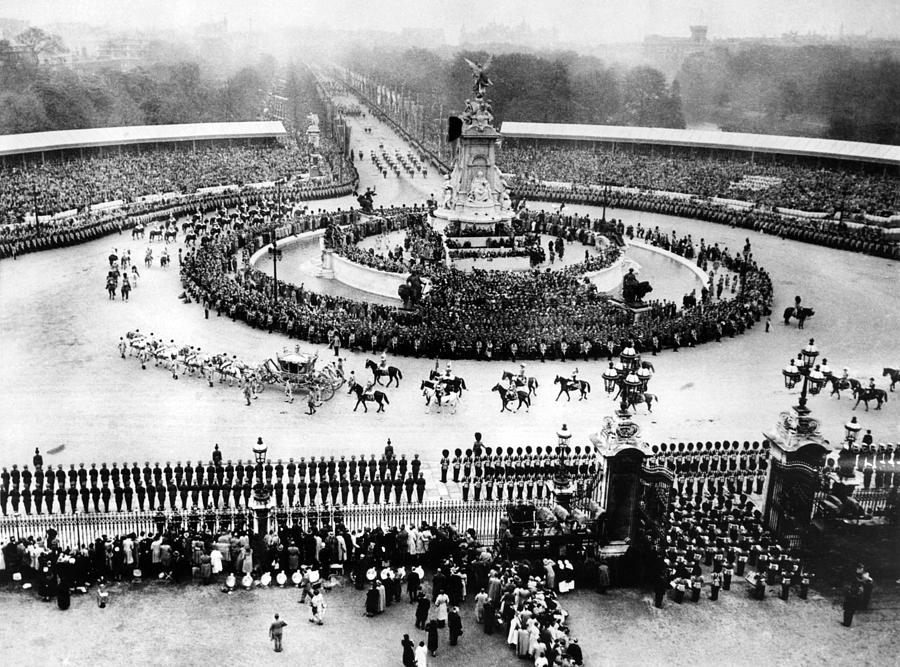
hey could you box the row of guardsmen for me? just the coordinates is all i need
[647,440,772,475]
[652,488,811,607]
[455,474,596,502]
[2,448,426,492]
[0,472,429,515]
[832,443,900,490]
[439,443,599,484]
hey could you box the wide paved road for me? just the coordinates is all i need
[1,103,898,488]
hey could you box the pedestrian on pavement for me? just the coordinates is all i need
[843,582,860,627]
[415,591,430,629]
[448,606,463,646]
[309,587,325,625]
[426,618,439,657]
[415,641,428,667]
[401,634,416,667]
[269,613,287,652]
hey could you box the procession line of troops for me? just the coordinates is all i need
[439,442,600,503]
[0,446,429,517]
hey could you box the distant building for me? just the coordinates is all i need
[641,26,712,79]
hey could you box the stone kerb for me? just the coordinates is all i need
[583,253,631,294]
[331,252,407,301]
[625,238,708,286]
[248,228,324,267]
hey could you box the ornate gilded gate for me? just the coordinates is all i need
[764,459,821,547]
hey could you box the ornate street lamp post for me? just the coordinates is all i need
[844,417,861,445]
[602,362,619,394]
[251,437,272,557]
[781,338,829,416]
[548,424,577,509]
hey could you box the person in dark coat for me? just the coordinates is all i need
[566,639,584,666]
[414,591,430,629]
[57,585,71,610]
[365,582,381,617]
[407,567,421,602]
[843,582,861,627]
[483,601,496,634]
[401,634,416,667]
[448,606,463,646]
[426,619,439,656]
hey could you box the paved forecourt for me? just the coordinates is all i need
[1,99,899,493]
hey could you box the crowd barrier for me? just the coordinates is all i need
[513,183,900,260]
[0,180,358,260]
[0,499,549,548]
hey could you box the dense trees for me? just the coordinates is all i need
[677,44,900,144]
[345,48,686,129]
[0,29,273,135]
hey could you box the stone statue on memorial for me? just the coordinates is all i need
[464,55,494,98]
[467,170,493,204]
[622,267,653,304]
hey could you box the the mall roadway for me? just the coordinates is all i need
[1,104,898,503]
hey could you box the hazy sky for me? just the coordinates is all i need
[2,0,899,43]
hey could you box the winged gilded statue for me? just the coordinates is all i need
[464,55,493,97]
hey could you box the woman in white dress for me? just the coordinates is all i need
[434,591,449,628]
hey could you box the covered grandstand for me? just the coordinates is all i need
[499,122,900,173]
[0,121,288,165]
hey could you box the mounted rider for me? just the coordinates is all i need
[506,375,518,400]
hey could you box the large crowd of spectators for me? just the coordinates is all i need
[516,182,899,259]
[179,198,771,360]
[499,144,900,216]
[0,144,314,227]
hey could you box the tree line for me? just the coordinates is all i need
[343,47,686,129]
[677,44,900,144]
[0,28,275,135]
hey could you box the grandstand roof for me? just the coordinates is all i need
[500,122,900,167]
[0,121,287,158]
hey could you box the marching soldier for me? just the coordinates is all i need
[361,477,371,505]
[452,450,462,483]
[709,571,721,601]
[297,478,308,507]
[440,450,450,484]
[372,476,383,504]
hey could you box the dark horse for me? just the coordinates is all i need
[554,376,591,401]
[852,386,888,412]
[443,376,467,393]
[501,371,539,396]
[783,306,815,329]
[883,367,900,391]
[348,382,390,413]
[492,383,531,413]
[828,376,861,399]
[148,229,163,242]
[365,359,403,388]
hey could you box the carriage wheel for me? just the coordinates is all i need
[320,383,335,402]
[331,377,345,391]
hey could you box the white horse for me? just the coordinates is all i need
[442,389,461,414]
[214,356,246,386]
